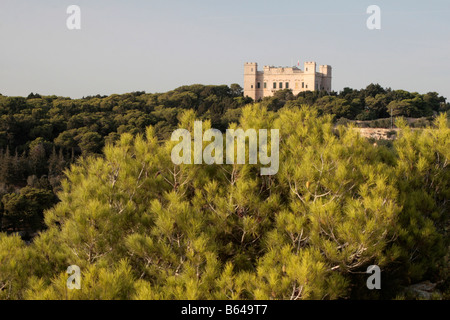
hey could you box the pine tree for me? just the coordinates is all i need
[0,105,447,300]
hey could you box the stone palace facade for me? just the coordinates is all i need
[244,61,332,100]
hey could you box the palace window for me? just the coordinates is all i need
[279,82,283,89]
[302,82,304,88]
[257,82,261,89]
[264,82,267,89]
[295,82,299,89]
[273,82,277,89]
[251,85,253,89]
[286,82,289,89]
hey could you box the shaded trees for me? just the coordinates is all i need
[2,186,56,233]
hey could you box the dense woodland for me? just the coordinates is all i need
[0,84,449,299]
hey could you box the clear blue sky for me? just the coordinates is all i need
[1,0,449,99]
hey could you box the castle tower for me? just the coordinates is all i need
[303,61,317,91]
[244,62,258,100]
[319,65,332,92]
[304,61,316,74]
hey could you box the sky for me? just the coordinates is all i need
[1,0,449,99]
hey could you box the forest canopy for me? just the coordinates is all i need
[0,98,448,299]
[1,84,448,240]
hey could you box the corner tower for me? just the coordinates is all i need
[303,61,317,91]
[244,62,258,100]
[319,65,332,92]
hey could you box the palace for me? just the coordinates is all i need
[244,61,332,100]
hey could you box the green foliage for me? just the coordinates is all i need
[0,84,448,300]
[392,114,449,284]
[0,85,250,235]
[0,233,30,299]
[2,187,56,232]
[0,105,447,300]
